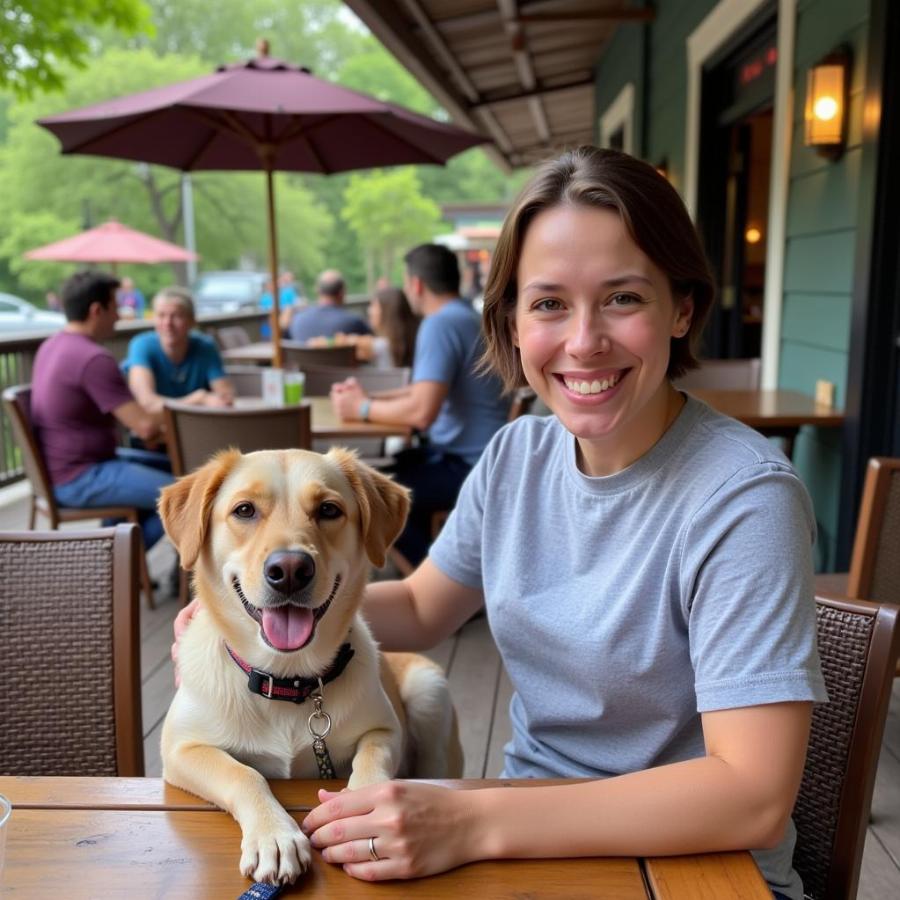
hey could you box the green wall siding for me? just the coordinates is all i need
[782,0,869,568]
[591,0,872,569]
[594,19,644,153]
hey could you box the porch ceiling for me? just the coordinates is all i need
[343,1,654,170]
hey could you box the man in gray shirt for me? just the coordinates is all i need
[287,269,371,343]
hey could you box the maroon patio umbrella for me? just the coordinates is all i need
[24,220,198,267]
[37,45,486,366]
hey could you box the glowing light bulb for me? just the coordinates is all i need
[745,227,762,245]
[814,96,838,121]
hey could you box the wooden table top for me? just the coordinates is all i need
[689,389,844,429]
[234,396,411,441]
[0,777,771,900]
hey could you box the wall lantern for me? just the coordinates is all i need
[804,49,850,160]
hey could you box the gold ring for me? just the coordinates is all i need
[368,836,380,861]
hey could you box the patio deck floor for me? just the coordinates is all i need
[2,483,898,896]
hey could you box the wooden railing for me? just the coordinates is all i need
[0,310,267,487]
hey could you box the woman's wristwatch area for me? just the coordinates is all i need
[358,398,372,421]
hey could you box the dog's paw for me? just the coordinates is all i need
[346,769,391,791]
[239,812,312,885]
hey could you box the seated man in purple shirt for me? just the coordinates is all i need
[31,270,173,550]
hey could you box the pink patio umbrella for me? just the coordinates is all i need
[36,43,486,367]
[24,220,199,267]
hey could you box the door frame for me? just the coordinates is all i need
[685,0,794,388]
[838,0,900,564]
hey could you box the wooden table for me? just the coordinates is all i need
[0,776,771,899]
[690,389,844,457]
[232,396,411,443]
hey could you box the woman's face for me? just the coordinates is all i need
[368,298,383,333]
[512,204,692,475]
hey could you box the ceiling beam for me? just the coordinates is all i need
[343,0,514,169]
[471,77,595,110]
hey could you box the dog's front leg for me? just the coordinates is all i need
[347,728,403,789]
[165,741,311,884]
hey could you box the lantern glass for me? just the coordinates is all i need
[805,63,845,147]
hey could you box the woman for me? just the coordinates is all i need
[177,148,825,899]
[367,285,420,368]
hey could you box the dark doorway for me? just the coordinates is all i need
[696,18,777,360]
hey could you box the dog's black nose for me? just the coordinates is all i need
[264,550,315,595]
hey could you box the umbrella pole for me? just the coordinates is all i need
[264,164,283,369]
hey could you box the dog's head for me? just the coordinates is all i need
[159,448,409,662]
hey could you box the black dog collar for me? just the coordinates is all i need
[226,641,355,703]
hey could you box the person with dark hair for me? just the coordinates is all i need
[330,243,510,566]
[31,270,173,551]
[287,268,371,343]
[367,286,419,368]
[301,149,824,899]
[123,286,234,412]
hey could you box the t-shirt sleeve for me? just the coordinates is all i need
[81,353,136,414]
[121,333,153,375]
[429,425,508,589]
[411,313,460,386]
[681,463,827,712]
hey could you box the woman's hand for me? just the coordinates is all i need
[302,781,481,881]
[171,597,200,687]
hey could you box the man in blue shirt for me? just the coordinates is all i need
[123,286,234,413]
[287,269,372,343]
[330,244,509,566]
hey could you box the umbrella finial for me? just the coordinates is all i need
[256,38,270,58]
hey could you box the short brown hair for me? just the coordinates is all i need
[482,146,715,391]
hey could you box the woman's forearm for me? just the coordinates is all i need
[465,757,791,864]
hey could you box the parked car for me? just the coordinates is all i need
[191,270,267,314]
[0,292,65,333]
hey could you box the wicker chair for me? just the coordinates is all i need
[2,384,155,608]
[280,342,358,369]
[792,594,900,900]
[0,526,144,776]
[814,456,900,674]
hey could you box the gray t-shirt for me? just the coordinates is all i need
[430,395,827,900]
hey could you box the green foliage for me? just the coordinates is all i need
[0,48,333,298]
[342,169,443,289]
[106,0,367,78]
[0,211,79,298]
[0,0,527,298]
[1,0,154,97]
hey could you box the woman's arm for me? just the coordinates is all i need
[363,559,483,651]
[301,700,811,880]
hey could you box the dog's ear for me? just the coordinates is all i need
[330,448,411,568]
[158,449,241,570]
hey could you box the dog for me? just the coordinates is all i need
[158,447,463,885]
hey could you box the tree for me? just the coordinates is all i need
[341,169,443,290]
[0,48,333,299]
[1,0,154,97]
[0,211,80,300]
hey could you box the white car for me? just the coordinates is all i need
[0,293,65,334]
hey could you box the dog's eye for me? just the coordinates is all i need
[318,501,343,520]
[233,502,256,519]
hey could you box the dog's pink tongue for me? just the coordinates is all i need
[261,606,314,651]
